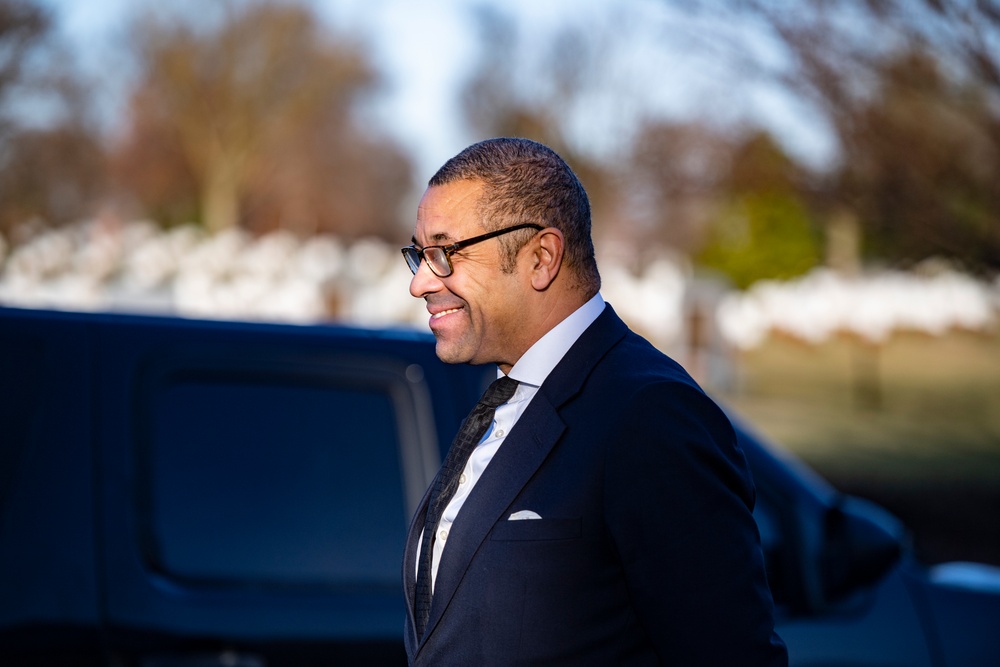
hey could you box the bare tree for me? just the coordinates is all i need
[668,0,1000,270]
[0,0,48,136]
[0,1,109,236]
[115,1,413,237]
[0,121,107,233]
[844,48,1000,267]
[622,120,735,254]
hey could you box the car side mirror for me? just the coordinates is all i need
[819,495,905,605]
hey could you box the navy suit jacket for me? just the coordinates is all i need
[402,305,787,665]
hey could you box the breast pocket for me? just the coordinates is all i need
[490,517,581,541]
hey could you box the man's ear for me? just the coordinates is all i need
[529,227,564,291]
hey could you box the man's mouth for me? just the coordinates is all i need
[431,307,462,320]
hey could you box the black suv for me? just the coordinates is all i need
[1,307,997,666]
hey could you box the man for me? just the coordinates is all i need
[400,137,787,665]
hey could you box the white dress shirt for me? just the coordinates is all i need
[422,293,606,590]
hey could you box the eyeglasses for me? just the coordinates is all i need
[401,223,543,278]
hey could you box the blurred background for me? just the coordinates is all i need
[0,0,998,566]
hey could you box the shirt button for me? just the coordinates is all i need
[439,529,448,541]
[495,429,505,437]
[459,473,467,485]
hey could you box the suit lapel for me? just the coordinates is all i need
[403,483,432,632]
[414,305,629,647]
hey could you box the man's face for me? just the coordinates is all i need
[409,179,530,369]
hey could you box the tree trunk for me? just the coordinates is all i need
[202,157,243,232]
[826,209,862,277]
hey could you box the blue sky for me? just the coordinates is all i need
[33,0,835,176]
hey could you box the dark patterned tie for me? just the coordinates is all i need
[414,375,519,638]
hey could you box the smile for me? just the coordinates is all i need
[431,308,462,320]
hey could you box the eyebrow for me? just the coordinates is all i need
[411,231,455,247]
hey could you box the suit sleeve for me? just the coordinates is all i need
[604,381,787,666]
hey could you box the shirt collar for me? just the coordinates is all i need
[502,293,605,387]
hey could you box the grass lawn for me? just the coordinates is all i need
[710,329,1000,566]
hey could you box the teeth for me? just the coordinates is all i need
[432,308,461,319]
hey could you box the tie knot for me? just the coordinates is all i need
[480,375,519,408]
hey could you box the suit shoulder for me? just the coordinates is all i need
[602,328,701,391]
[595,329,734,435]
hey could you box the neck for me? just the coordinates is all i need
[496,290,588,374]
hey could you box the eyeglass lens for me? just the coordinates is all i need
[424,248,449,276]
[402,246,451,277]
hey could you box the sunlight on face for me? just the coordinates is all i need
[409,180,531,370]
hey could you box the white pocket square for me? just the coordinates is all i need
[508,510,542,521]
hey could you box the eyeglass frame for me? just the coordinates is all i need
[401,222,544,277]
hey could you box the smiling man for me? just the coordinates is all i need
[400,138,787,666]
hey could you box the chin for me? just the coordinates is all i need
[434,340,469,366]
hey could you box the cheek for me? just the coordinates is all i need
[459,267,525,336]
[477,286,524,340]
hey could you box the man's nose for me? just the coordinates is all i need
[409,259,443,298]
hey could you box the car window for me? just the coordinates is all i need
[141,372,409,588]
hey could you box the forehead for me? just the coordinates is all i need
[414,179,484,244]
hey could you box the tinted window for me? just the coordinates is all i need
[143,372,408,588]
